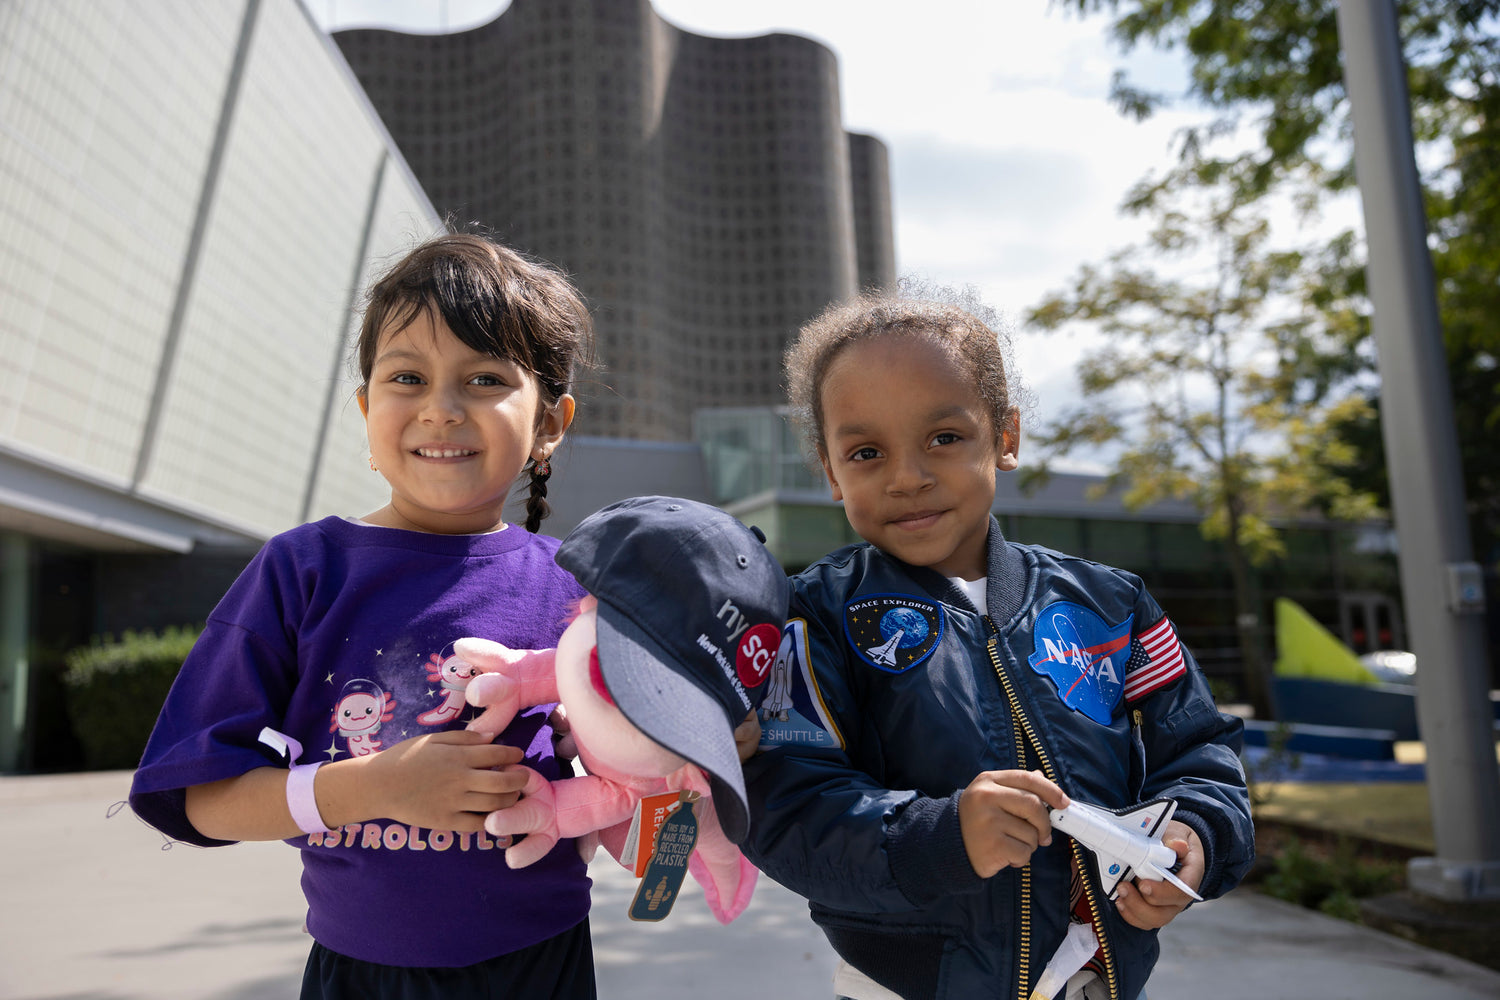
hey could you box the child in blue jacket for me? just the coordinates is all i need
[743,293,1254,1000]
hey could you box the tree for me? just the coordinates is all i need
[1026,175,1377,718]
[1056,0,1500,559]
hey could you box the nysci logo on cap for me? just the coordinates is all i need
[737,623,781,689]
[555,496,790,844]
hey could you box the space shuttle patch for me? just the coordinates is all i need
[844,594,944,674]
[1027,601,1132,724]
[758,619,844,751]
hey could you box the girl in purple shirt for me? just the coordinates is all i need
[131,233,599,999]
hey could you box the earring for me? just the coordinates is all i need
[534,458,550,476]
[368,455,378,472]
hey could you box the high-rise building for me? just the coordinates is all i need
[334,0,897,441]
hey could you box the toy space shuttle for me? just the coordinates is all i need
[1049,798,1203,902]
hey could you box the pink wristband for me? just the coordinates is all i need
[286,761,330,834]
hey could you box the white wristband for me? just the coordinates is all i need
[286,761,330,834]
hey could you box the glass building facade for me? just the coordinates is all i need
[694,407,1405,699]
[0,0,443,770]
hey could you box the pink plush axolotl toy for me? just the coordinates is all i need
[457,496,789,925]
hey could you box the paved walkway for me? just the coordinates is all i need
[3,771,1499,999]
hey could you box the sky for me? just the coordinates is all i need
[308,0,1210,432]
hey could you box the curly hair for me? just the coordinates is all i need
[784,286,1025,460]
[356,233,595,532]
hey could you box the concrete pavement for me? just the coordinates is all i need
[3,770,1499,999]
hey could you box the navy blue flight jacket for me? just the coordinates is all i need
[743,521,1254,1000]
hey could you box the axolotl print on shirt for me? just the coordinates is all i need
[129,516,590,968]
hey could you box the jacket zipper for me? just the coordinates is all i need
[984,620,1121,1000]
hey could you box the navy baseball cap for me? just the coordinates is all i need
[555,496,789,844]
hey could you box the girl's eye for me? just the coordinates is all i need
[850,447,880,462]
[392,372,423,385]
[931,432,960,447]
[470,373,507,387]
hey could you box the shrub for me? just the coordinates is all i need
[1260,834,1404,918]
[1243,720,1302,809]
[63,626,200,770]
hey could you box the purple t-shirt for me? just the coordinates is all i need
[130,516,590,968]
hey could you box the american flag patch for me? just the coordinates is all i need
[1123,616,1186,702]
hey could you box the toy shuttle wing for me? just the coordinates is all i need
[1049,798,1203,903]
[1095,798,1176,897]
[1119,796,1176,841]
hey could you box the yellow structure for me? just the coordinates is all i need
[1273,597,1379,684]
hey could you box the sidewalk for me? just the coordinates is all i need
[3,771,1499,1000]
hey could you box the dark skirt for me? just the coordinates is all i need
[300,917,595,999]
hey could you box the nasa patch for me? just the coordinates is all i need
[843,594,944,673]
[1027,601,1133,724]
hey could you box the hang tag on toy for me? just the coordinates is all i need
[628,791,699,922]
[622,790,687,877]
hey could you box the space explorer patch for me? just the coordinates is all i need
[1027,601,1132,724]
[844,594,944,673]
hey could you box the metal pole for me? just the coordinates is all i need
[1336,0,1500,900]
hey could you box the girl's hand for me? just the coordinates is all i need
[958,769,1071,878]
[349,730,528,833]
[1112,820,1204,929]
[183,734,530,844]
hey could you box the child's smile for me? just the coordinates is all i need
[889,509,946,531]
[414,446,479,459]
[818,335,1018,580]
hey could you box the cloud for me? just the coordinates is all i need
[891,138,1092,227]
[317,0,511,33]
[886,123,1178,323]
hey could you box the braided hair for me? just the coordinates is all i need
[523,458,553,533]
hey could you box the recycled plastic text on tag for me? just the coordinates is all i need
[628,793,699,922]
[623,790,686,877]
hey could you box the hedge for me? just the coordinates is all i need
[63,626,200,771]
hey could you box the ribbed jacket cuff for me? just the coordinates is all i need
[887,790,982,906]
[1170,806,1224,898]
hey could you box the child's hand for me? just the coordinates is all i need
[549,704,578,760]
[958,769,1070,878]
[356,730,529,833]
[734,710,761,761]
[1112,819,1204,929]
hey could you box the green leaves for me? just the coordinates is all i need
[1052,0,1500,560]
[63,626,202,770]
[1024,175,1381,715]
